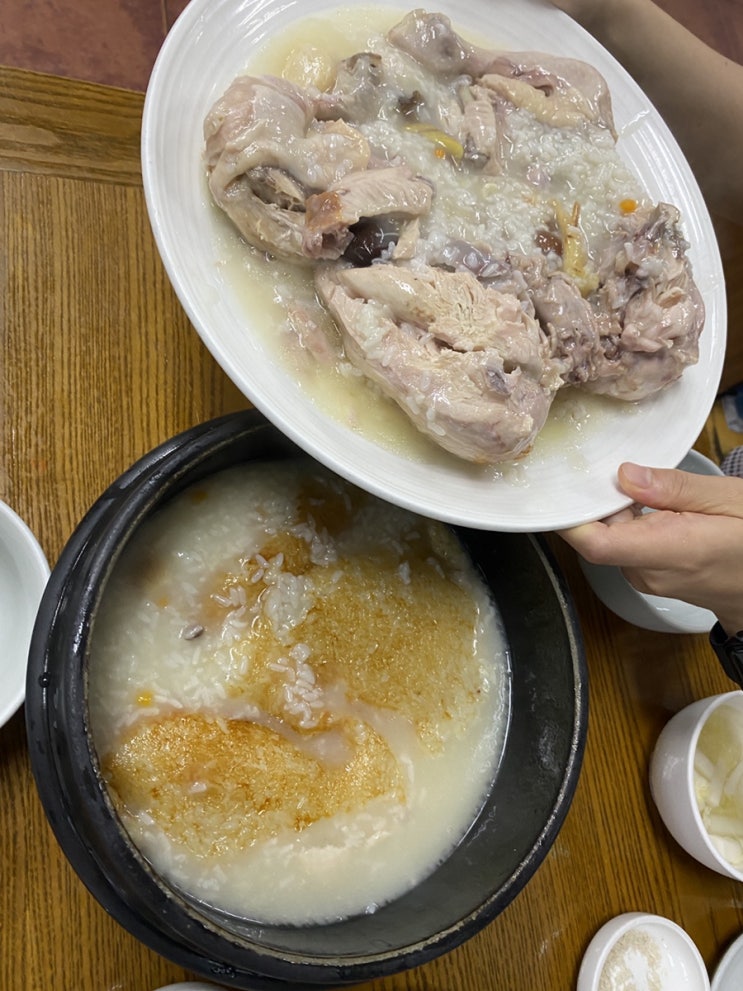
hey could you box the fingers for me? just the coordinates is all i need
[558,503,696,568]
[557,504,637,546]
[557,493,656,563]
[618,462,743,518]
[559,464,743,568]
[600,504,644,525]
[558,463,743,630]
[558,521,611,559]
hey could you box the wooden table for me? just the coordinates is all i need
[2,62,743,991]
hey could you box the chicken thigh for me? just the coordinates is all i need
[316,264,558,462]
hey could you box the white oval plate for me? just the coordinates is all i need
[142,0,725,531]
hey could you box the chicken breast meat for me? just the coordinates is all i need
[316,263,558,463]
[203,8,705,463]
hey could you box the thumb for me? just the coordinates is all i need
[618,462,743,518]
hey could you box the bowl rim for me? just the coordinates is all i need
[712,930,743,991]
[0,498,50,728]
[680,691,743,882]
[25,409,588,987]
[577,912,710,991]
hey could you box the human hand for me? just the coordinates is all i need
[559,462,743,635]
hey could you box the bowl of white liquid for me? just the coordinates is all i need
[26,409,587,988]
[650,691,743,881]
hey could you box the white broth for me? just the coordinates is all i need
[88,461,509,924]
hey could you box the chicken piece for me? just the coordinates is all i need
[338,265,550,377]
[205,73,434,264]
[388,9,615,134]
[315,264,558,463]
[330,52,386,120]
[518,203,705,399]
[584,203,705,399]
[303,166,434,259]
[476,71,603,133]
[520,260,607,386]
[458,83,508,171]
[205,75,370,192]
[204,75,372,262]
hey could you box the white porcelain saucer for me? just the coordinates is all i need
[578,913,710,991]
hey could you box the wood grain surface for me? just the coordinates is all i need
[2,6,743,985]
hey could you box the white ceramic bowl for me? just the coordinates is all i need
[0,500,50,728]
[577,450,722,634]
[577,913,709,991]
[712,931,743,991]
[141,0,725,531]
[649,691,743,881]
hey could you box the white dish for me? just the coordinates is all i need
[142,0,725,531]
[0,500,50,728]
[712,932,743,991]
[577,913,710,991]
[649,691,743,882]
[578,450,722,634]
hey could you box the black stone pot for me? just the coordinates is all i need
[26,408,587,990]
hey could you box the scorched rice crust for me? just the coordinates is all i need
[88,461,508,924]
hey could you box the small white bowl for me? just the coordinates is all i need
[0,500,50,728]
[578,450,721,634]
[577,912,710,991]
[712,931,743,991]
[649,691,743,881]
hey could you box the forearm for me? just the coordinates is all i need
[555,0,743,223]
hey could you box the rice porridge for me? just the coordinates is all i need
[87,460,508,924]
[204,8,703,465]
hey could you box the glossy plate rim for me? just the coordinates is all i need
[141,0,726,531]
